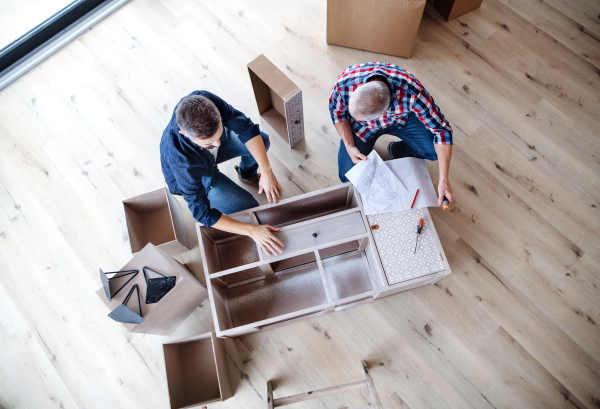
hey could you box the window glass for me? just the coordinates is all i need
[0,0,75,50]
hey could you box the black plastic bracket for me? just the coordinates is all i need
[143,266,176,304]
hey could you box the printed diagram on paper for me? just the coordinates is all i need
[345,152,440,215]
[345,151,408,214]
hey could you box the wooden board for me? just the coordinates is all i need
[1,0,599,408]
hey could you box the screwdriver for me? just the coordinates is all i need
[442,196,450,210]
[414,218,424,254]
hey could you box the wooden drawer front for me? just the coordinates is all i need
[262,211,366,258]
[285,91,304,148]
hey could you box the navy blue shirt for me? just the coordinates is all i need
[160,91,260,227]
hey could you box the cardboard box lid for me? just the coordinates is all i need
[247,54,300,101]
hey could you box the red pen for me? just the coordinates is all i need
[410,189,419,209]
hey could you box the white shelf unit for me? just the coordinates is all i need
[196,183,450,338]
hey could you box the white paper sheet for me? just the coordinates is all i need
[345,151,408,214]
[345,153,440,215]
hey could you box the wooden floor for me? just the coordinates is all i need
[1,0,599,407]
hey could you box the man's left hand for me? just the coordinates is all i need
[258,169,282,204]
[438,178,453,206]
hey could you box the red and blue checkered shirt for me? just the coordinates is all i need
[329,62,452,145]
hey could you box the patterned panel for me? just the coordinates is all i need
[285,91,305,148]
[367,208,445,285]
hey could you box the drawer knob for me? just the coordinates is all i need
[294,120,301,124]
[312,232,318,238]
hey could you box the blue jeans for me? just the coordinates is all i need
[338,112,438,182]
[206,129,270,214]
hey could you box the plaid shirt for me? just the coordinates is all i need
[329,62,452,145]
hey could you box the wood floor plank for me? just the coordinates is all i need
[0,0,599,407]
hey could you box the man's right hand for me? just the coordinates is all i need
[347,145,367,164]
[247,224,284,256]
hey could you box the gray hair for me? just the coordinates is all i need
[176,95,221,139]
[348,82,391,121]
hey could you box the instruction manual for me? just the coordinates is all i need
[345,152,440,215]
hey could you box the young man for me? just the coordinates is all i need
[330,62,454,205]
[160,91,284,256]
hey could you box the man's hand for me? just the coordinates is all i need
[347,145,367,164]
[247,224,284,256]
[258,169,282,204]
[438,178,453,205]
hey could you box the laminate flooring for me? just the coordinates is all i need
[0,0,599,407]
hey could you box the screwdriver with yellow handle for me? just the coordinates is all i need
[414,218,424,254]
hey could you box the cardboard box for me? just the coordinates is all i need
[96,243,208,335]
[247,54,305,148]
[163,332,232,408]
[123,187,189,256]
[326,0,427,58]
[197,183,452,338]
[430,0,483,21]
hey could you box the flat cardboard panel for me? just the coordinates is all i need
[226,263,327,328]
[431,0,483,21]
[96,243,207,335]
[327,0,427,58]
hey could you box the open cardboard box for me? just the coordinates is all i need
[197,183,451,338]
[123,187,189,256]
[96,243,208,335]
[326,0,427,58]
[163,332,232,408]
[248,54,305,148]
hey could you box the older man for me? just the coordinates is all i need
[330,62,454,205]
[160,91,284,256]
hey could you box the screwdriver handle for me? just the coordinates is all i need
[442,196,449,210]
[416,218,424,235]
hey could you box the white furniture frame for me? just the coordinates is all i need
[196,183,450,338]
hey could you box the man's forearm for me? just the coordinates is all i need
[434,144,452,181]
[245,134,271,172]
[212,214,252,236]
[334,121,354,148]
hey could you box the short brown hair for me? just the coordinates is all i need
[176,95,221,139]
